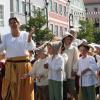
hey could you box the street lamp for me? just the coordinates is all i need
[29,0,31,20]
[67,0,74,29]
[24,0,31,24]
[67,0,71,28]
[25,0,27,24]
[44,0,49,28]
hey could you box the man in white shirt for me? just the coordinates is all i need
[1,17,36,100]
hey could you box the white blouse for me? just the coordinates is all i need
[0,31,36,58]
[77,55,98,86]
[46,54,66,81]
[63,45,79,79]
[29,58,48,86]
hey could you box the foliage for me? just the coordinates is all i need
[21,9,53,42]
[78,20,95,43]
[94,30,100,44]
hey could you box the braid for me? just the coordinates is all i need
[61,39,65,54]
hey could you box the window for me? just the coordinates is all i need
[0,5,4,26]
[71,9,73,14]
[69,14,73,27]
[59,4,62,15]
[54,2,58,13]
[41,8,45,16]
[60,26,63,36]
[64,28,67,32]
[64,6,66,16]
[94,8,98,12]
[54,25,58,35]
[86,18,88,21]
[49,0,52,11]
[85,8,88,13]
[95,18,99,23]
[94,18,99,27]
[16,0,19,12]
[50,24,53,33]
[32,5,36,17]
[32,5,35,12]
[22,2,29,15]
[22,2,26,14]
[26,3,30,15]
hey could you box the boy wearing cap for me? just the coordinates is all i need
[21,47,49,100]
[75,43,98,100]
[61,32,79,100]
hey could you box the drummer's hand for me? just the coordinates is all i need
[28,27,35,42]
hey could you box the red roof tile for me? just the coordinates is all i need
[84,0,100,4]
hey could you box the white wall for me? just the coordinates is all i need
[0,0,46,34]
[0,0,10,34]
[32,0,45,8]
[11,0,46,25]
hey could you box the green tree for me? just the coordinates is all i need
[78,20,95,43]
[21,9,53,42]
[94,30,100,44]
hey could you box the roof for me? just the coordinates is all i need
[84,0,100,4]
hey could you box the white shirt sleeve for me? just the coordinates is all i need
[96,55,100,68]
[25,40,36,50]
[24,32,36,50]
[88,57,99,72]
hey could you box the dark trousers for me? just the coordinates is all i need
[63,81,67,100]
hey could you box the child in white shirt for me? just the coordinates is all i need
[75,43,98,100]
[21,46,49,100]
[44,41,67,100]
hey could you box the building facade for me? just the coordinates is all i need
[0,0,85,36]
[0,0,44,34]
[0,0,10,34]
[68,0,86,30]
[2,0,69,37]
[48,0,69,37]
[10,0,41,25]
[84,0,100,29]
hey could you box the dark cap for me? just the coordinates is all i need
[9,17,20,24]
[78,43,90,50]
